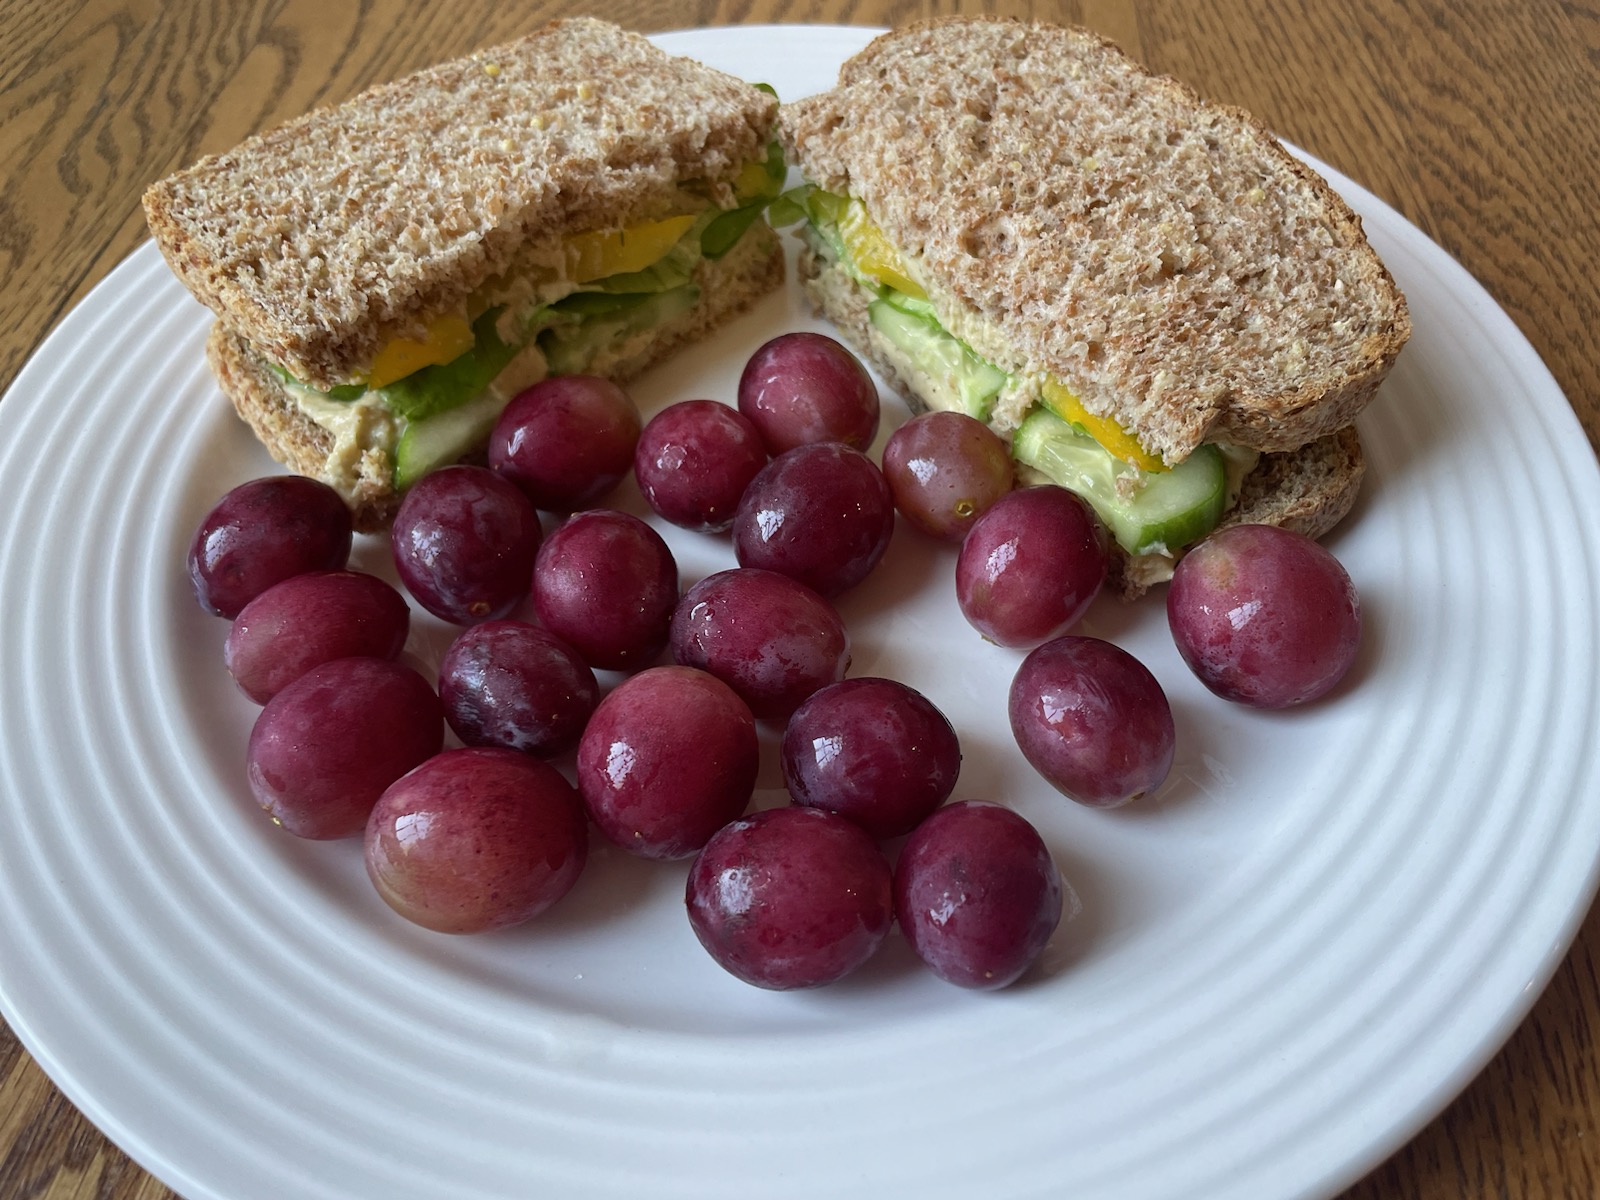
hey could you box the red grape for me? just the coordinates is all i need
[187,475,351,618]
[955,486,1108,646]
[732,442,895,597]
[364,747,587,933]
[488,375,640,511]
[895,801,1064,989]
[685,806,893,990]
[1009,636,1175,808]
[737,332,880,454]
[247,657,444,839]
[881,411,1014,541]
[634,400,768,532]
[225,570,409,704]
[390,465,541,625]
[781,678,961,839]
[576,666,758,860]
[437,621,598,757]
[1167,524,1362,707]
[532,511,678,671]
[669,568,850,719]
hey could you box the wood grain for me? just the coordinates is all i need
[2,2,1597,1198]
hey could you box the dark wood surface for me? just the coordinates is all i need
[3,2,1597,1197]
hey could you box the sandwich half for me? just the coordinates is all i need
[145,18,786,529]
[777,18,1410,594]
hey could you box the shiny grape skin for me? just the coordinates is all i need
[364,747,588,934]
[737,332,881,454]
[1167,524,1363,708]
[781,678,962,840]
[576,666,758,860]
[685,806,893,990]
[669,568,851,719]
[634,400,769,532]
[225,571,410,704]
[881,411,1014,542]
[732,442,895,597]
[532,510,679,671]
[438,621,599,757]
[895,801,1064,990]
[488,375,641,512]
[247,657,444,839]
[389,465,542,625]
[1008,636,1175,809]
[187,475,352,618]
[955,485,1108,647]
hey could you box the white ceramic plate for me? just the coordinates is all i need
[3,24,1598,1200]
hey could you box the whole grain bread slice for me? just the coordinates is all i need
[146,17,777,391]
[797,245,1363,597]
[780,17,1409,465]
[210,224,785,531]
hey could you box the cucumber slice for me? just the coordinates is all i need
[877,288,938,321]
[539,285,700,376]
[393,390,508,490]
[867,299,1007,420]
[1012,406,1226,555]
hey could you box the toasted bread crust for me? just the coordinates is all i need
[797,245,1363,597]
[209,225,785,532]
[781,17,1409,464]
[147,18,777,391]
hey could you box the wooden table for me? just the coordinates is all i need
[2,2,1596,1197]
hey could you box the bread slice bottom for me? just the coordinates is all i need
[206,223,786,531]
[796,247,1365,598]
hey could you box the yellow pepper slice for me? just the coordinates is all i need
[1040,379,1167,473]
[564,213,699,283]
[735,158,773,199]
[839,201,926,299]
[366,314,475,388]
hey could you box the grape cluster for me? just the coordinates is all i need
[187,325,1364,995]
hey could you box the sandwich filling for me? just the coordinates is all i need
[775,184,1258,563]
[270,141,788,494]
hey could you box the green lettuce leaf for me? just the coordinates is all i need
[376,307,526,424]
[264,364,367,402]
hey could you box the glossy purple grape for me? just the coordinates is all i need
[685,806,893,990]
[488,375,641,511]
[365,747,588,933]
[881,410,1014,541]
[895,801,1064,989]
[669,568,850,719]
[1009,636,1175,808]
[247,658,444,839]
[781,678,961,840]
[390,465,541,625]
[1167,524,1362,708]
[225,570,409,704]
[737,332,880,454]
[577,666,758,860]
[187,475,352,618]
[532,510,678,671]
[634,400,768,532]
[732,442,894,597]
[955,485,1108,646]
[438,621,599,757]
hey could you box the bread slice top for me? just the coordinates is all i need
[780,17,1410,465]
[145,17,777,391]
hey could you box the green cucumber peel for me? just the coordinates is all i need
[393,389,508,490]
[1012,406,1227,555]
[265,364,366,403]
[866,298,1007,421]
